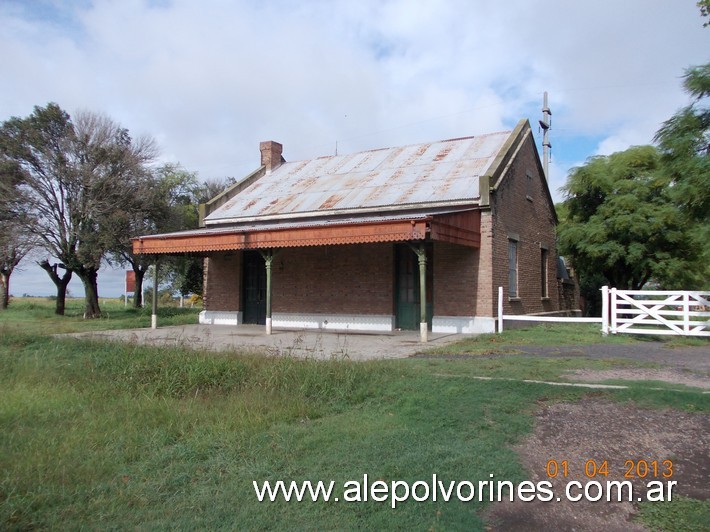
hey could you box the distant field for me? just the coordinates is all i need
[0,303,707,530]
[0,297,201,335]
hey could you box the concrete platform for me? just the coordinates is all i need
[66,324,468,360]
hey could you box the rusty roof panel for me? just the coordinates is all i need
[140,210,469,239]
[206,130,511,223]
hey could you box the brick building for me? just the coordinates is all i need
[133,119,567,338]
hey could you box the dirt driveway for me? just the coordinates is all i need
[485,398,709,531]
[491,342,710,391]
[481,342,709,531]
[507,342,710,372]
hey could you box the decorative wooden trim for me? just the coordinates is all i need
[134,218,431,255]
[133,210,481,255]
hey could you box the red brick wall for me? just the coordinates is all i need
[433,242,478,315]
[202,245,394,316]
[489,133,560,315]
[203,253,241,311]
[272,243,394,314]
[203,242,485,318]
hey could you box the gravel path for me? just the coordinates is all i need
[507,342,710,371]
[495,343,710,391]
[481,342,709,530]
[485,398,709,531]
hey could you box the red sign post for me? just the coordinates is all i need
[125,271,136,306]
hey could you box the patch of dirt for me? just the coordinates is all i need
[485,398,709,531]
[563,368,710,390]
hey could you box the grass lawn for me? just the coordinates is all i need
[0,297,201,335]
[1,303,707,529]
[426,322,706,355]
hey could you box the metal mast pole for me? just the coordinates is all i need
[540,92,552,181]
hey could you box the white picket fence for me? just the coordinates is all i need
[498,286,710,337]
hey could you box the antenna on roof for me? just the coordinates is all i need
[335,140,338,156]
[540,91,552,181]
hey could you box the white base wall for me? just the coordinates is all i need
[272,312,395,332]
[199,310,242,326]
[198,311,494,334]
[432,316,495,334]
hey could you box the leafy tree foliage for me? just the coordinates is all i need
[558,146,703,297]
[113,163,200,306]
[0,103,156,316]
[699,0,710,26]
[654,62,710,221]
[654,62,710,290]
[0,104,74,313]
[111,163,235,306]
[560,61,709,310]
[159,175,237,300]
[0,140,35,309]
[0,221,35,309]
[108,163,182,307]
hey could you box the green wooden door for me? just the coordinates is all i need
[395,245,433,330]
[243,251,266,325]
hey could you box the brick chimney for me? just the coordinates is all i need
[260,141,283,173]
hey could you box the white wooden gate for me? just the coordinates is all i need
[604,288,710,337]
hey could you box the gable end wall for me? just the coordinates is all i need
[490,134,560,316]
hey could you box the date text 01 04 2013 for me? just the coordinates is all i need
[546,459,673,479]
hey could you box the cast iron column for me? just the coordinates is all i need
[416,243,428,343]
[151,259,159,330]
[261,250,274,335]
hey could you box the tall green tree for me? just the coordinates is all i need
[654,62,709,221]
[0,162,35,308]
[0,222,34,309]
[558,145,703,302]
[109,163,200,307]
[0,103,156,317]
[109,165,235,306]
[654,62,710,290]
[0,105,74,313]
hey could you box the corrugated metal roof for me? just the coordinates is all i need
[139,208,476,241]
[205,131,511,224]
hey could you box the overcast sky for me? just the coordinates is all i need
[2,0,707,298]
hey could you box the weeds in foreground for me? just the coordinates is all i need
[1,306,708,530]
[266,329,351,360]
